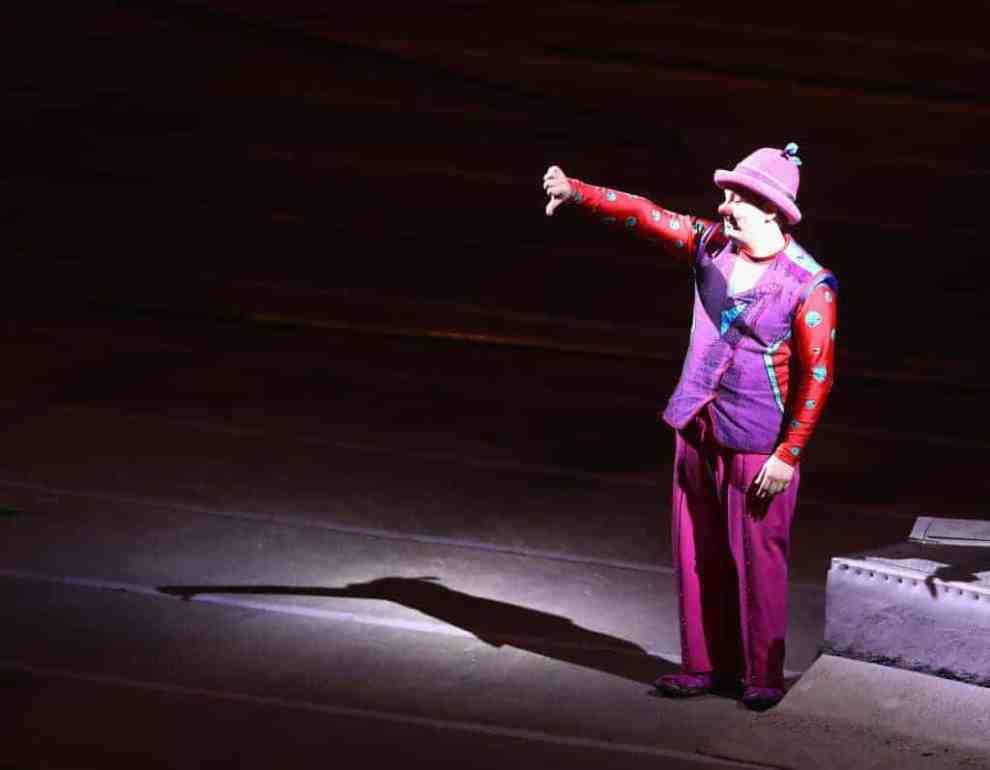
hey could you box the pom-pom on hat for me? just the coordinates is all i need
[714,142,803,225]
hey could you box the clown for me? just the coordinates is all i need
[543,144,837,711]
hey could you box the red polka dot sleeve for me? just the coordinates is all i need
[567,179,717,262]
[775,281,838,466]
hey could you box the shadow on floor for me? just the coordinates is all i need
[925,564,983,598]
[158,576,676,685]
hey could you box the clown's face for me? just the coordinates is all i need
[717,187,778,249]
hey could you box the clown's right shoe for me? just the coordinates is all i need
[741,686,784,711]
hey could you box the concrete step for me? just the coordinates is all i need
[826,540,990,686]
[700,655,990,770]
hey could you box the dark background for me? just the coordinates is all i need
[8,0,988,368]
[7,0,990,517]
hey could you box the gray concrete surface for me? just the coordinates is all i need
[825,543,990,684]
[0,313,804,769]
[701,655,990,770]
[0,308,980,769]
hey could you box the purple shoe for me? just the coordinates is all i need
[653,672,716,697]
[741,686,784,711]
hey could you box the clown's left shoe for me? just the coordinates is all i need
[654,672,743,698]
[653,672,716,697]
[741,686,784,711]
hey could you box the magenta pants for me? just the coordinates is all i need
[671,407,800,689]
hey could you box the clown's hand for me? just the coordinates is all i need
[751,454,795,499]
[543,165,574,216]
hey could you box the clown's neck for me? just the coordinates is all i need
[736,228,787,261]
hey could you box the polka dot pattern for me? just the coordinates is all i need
[774,265,838,466]
[565,178,698,264]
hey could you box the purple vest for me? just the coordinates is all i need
[662,227,837,452]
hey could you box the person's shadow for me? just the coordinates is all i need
[158,576,676,685]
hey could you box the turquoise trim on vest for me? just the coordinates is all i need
[783,240,823,275]
[763,333,790,413]
[785,241,840,303]
[720,299,749,335]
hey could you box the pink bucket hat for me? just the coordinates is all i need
[714,142,803,225]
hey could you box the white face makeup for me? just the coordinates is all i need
[718,188,769,242]
[716,187,785,258]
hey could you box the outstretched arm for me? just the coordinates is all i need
[542,165,718,262]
